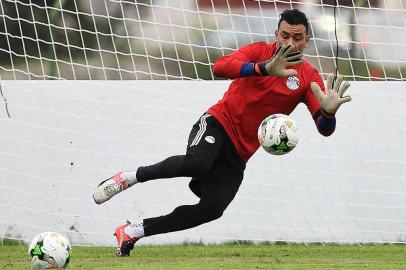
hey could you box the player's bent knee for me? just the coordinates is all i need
[206,207,224,221]
[200,203,227,222]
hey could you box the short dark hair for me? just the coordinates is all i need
[278,9,309,34]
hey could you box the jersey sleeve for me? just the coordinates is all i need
[212,42,267,79]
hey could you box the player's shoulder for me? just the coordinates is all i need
[249,41,272,47]
[299,60,323,85]
[301,59,320,75]
[240,41,274,50]
[238,41,275,59]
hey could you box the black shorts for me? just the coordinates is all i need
[186,113,246,199]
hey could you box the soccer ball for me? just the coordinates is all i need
[28,232,71,269]
[257,114,299,155]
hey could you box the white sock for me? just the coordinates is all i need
[122,170,139,187]
[124,220,145,238]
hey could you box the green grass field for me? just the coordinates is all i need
[1,243,406,270]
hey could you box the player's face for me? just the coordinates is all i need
[275,21,309,52]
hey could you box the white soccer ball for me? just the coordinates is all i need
[257,114,299,155]
[28,232,71,269]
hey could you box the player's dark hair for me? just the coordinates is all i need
[278,9,309,34]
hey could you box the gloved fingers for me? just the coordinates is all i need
[333,74,344,92]
[326,73,334,93]
[285,51,303,63]
[310,82,325,102]
[338,81,351,97]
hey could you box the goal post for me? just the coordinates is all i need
[0,0,406,246]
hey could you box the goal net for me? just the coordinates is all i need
[0,0,405,80]
[0,0,405,246]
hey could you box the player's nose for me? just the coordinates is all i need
[286,37,296,45]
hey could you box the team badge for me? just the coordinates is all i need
[205,136,215,144]
[286,76,300,90]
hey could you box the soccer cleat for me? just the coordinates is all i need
[93,172,129,204]
[114,223,140,257]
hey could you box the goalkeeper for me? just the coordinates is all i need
[93,9,351,256]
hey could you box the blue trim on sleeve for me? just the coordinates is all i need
[240,62,256,77]
[316,115,336,136]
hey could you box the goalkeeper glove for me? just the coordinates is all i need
[310,73,352,116]
[256,44,304,77]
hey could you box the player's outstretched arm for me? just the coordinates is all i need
[256,44,304,77]
[310,73,352,116]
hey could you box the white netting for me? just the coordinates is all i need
[1,0,406,246]
[0,0,405,80]
[0,80,405,246]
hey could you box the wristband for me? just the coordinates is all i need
[320,108,335,119]
[255,62,269,76]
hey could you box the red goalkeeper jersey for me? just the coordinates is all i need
[207,41,325,161]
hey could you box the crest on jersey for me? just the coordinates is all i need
[286,76,300,90]
[205,136,215,144]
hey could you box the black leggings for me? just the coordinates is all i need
[136,114,246,237]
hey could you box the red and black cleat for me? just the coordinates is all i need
[114,223,139,257]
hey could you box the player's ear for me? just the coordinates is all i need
[304,34,310,48]
[274,29,278,37]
